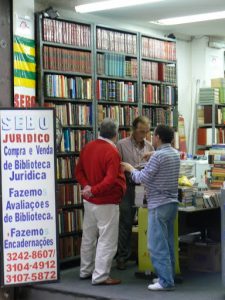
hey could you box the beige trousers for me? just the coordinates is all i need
[80,200,119,284]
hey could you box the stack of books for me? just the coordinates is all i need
[178,187,194,207]
[208,144,225,188]
[180,161,195,178]
[199,88,220,104]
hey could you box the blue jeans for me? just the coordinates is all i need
[148,203,178,288]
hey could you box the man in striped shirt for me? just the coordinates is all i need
[122,125,180,291]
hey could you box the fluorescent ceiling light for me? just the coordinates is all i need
[75,0,163,13]
[150,10,225,25]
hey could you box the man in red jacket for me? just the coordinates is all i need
[75,118,126,285]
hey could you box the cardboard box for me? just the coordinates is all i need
[188,243,221,272]
[211,78,225,88]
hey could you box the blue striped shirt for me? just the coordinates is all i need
[131,144,180,209]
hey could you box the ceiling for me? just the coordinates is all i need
[36,0,225,39]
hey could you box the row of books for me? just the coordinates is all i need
[59,236,81,260]
[43,46,92,74]
[60,129,94,152]
[46,103,93,126]
[57,156,76,180]
[142,84,177,105]
[197,105,225,125]
[197,128,225,145]
[42,17,91,47]
[45,75,92,99]
[58,209,83,234]
[97,53,138,78]
[142,37,176,61]
[142,61,176,83]
[57,183,82,206]
[118,130,131,139]
[142,107,176,127]
[96,80,137,102]
[44,73,177,103]
[96,27,137,55]
[98,105,139,126]
[156,63,176,84]
[197,191,220,207]
[42,19,177,62]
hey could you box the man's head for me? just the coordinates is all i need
[100,118,118,142]
[152,124,174,149]
[132,116,150,143]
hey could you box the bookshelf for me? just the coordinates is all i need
[36,14,95,267]
[140,34,178,138]
[95,25,139,136]
[36,15,179,269]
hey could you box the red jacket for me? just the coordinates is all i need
[75,139,126,205]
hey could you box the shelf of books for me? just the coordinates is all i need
[196,87,225,154]
[36,14,95,266]
[95,26,139,138]
[140,35,178,134]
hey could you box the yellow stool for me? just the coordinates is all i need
[138,207,180,274]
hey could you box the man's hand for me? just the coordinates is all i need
[142,151,155,161]
[121,162,135,173]
[81,185,93,199]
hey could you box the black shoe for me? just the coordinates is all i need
[116,260,126,270]
[80,275,92,280]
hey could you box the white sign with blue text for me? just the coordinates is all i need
[0,109,58,286]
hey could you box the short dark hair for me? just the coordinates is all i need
[100,118,118,139]
[154,125,174,143]
[132,116,150,130]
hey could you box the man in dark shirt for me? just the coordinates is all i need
[116,116,154,270]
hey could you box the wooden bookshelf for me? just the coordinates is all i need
[36,14,93,266]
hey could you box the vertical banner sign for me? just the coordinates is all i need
[14,10,37,107]
[0,109,59,286]
[14,35,36,107]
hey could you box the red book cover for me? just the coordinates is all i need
[158,63,165,81]
[197,128,207,145]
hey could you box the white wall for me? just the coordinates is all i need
[176,39,192,152]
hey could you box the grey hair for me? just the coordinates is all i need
[100,118,118,139]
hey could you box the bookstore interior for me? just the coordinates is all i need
[2,0,225,299]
